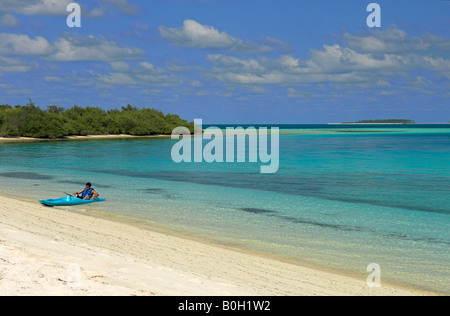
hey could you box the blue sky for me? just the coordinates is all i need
[0,0,449,123]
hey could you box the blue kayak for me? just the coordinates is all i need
[39,196,106,207]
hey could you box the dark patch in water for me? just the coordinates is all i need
[240,207,363,232]
[0,172,53,180]
[93,169,450,215]
[384,232,408,239]
[88,170,450,247]
[282,216,363,232]
[140,188,166,194]
[381,233,450,247]
[240,208,277,215]
[57,180,114,188]
[139,188,178,199]
[241,209,450,245]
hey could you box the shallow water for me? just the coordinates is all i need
[1,125,449,294]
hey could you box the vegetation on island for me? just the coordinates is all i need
[344,119,416,124]
[0,100,194,139]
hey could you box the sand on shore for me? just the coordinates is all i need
[0,135,171,144]
[0,195,435,296]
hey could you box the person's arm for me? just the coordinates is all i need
[91,190,99,200]
[73,189,83,197]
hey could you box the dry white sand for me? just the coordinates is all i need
[0,195,434,296]
[0,135,170,144]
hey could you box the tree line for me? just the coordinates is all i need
[0,101,194,139]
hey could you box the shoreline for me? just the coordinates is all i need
[2,125,449,144]
[0,194,436,296]
[0,134,172,144]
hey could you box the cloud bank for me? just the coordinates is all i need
[205,27,450,88]
[159,20,288,53]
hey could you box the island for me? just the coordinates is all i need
[342,119,416,124]
[0,100,194,139]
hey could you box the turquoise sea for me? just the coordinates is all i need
[0,124,449,294]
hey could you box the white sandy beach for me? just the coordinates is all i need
[0,194,435,296]
[0,135,171,144]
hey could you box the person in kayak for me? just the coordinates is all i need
[73,183,99,200]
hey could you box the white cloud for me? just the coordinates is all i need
[0,0,72,16]
[0,33,52,56]
[49,35,144,62]
[101,0,138,15]
[110,61,132,72]
[206,53,375,85]
[343,27,450,56]
[309,44,413,74]
[42,70,95,87]
[409,76,434,94]
[0,56,38,75]
[0,33,144,62]
[0,0,105,17]
[287,88,316,98]
[204,27,450,89]
[343,27,431,54]
[0,83,13,89]
[191,80,203,87]
[43,76,66,82]
[0,14,19,27]
[420,56,450,79]
[159,20,285,53]
[97,62,183,87]
[141,89,161,96]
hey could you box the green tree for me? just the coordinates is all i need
[0,103,193,138]
[47,105,65,114]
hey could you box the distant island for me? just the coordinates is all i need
[0,100,194,139]
[343,119,416,124]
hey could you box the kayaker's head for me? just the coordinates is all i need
[86,182,92,189]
